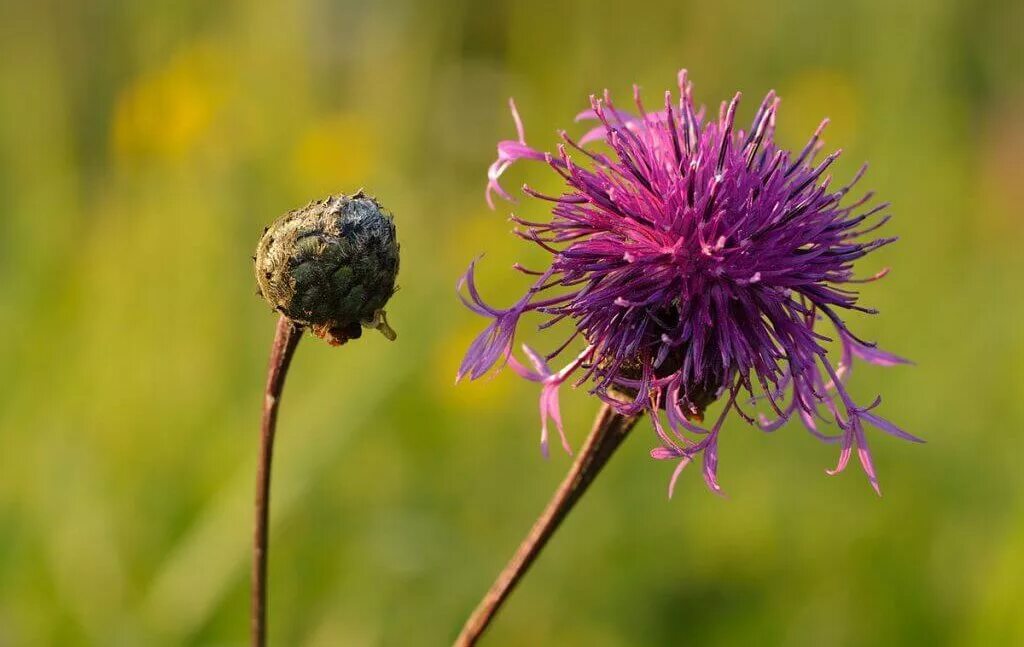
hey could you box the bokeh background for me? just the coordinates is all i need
[1,0,1022,645]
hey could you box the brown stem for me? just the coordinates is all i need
[454,403,640,647]
[253,316,303,647]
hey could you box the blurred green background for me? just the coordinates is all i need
[1,0,1022,645]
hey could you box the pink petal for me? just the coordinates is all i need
[860,410,925,443]
[668,456,692,499]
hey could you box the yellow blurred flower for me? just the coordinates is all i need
[290,113,376,193]
[112,43,227,161]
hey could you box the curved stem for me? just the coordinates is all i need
[253,316,303,647]
[454,403,640,647]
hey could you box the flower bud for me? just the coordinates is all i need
[255,192,399,345]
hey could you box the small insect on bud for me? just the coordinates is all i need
[255,191,400,345]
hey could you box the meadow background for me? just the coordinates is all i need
[1,0,1022,645]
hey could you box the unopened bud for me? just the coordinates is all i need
[255,192,399,345]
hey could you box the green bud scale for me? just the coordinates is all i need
[255,192,399,345]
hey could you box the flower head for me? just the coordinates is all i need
[459,71,918,494]
[256,192,399,345]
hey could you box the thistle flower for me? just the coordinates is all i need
[458,71,919,495]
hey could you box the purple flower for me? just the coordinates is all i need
[459,71,919,495]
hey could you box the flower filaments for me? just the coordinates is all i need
[256,192,399,345]
[459,71,919,494]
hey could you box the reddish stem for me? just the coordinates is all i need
[253,316,303,647]
[454,403,639,646]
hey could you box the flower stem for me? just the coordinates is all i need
[454,403,640,647]
[253,316,303,647]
